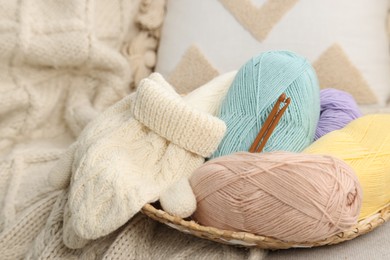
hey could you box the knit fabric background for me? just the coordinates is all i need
[0,0,166,226]
[1,1,389,260]
[0,0,166,156]
[0,0,267,259]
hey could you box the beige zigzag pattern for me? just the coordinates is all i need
[169,45,219,94]
[313,44,377,104]
[170,44,378,104]
[218,0,299,41]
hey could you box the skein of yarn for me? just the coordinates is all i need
[315,88,362,140]
[212,51,320,158]
[190,152,362,243]
[305,114,390,219]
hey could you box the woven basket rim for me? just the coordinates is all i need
[142,202,390,250]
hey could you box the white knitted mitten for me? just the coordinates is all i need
[50,71,235,195]
[67,77,226,240]
[55,72,234,248]
[46,93,137,249]
[46,74,172,249]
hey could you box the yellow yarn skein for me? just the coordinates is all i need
[304,114,390,219]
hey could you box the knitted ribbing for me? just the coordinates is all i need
[0,150,63,232]
[212,51,320,158]
[133,78,227,157]
[26,191,119,260]
[102,214,254,260]
[0,191,59,260]
[1,189,267,260]
[149,71,237,116]
[25,192,261,260]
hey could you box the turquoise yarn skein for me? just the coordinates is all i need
[212,51,320,158]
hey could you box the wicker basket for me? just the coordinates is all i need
[142,202,390,250]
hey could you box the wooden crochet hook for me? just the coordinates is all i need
[249,93,291,153]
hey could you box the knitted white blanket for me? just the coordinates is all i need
[0,1,266,259]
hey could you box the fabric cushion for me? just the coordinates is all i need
[156,0,390,106]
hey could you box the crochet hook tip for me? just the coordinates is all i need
[278,93,287,102]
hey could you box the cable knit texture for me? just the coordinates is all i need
[67,75,226,240]
[133,79,227,157]
[62,94,138,249]
[0,0,389,258]
[0,70,267,259]
[8,70,264,259]
[0,0,143,157]
[0,1,269,258]
[56,72,232,247]
[0,92,138,256]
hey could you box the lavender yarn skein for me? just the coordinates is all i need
[315,88,362,140]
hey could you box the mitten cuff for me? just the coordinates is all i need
[133,78,226,157]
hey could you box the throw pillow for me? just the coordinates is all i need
[156,0,390,106]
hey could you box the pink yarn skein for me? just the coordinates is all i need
[190,151,362,242]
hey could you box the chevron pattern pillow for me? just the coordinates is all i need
[156,0,390,106]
